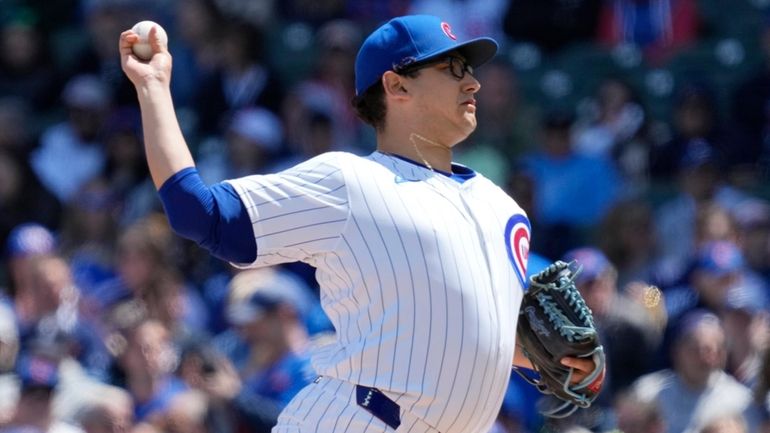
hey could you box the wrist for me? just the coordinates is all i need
[136,79,171,99]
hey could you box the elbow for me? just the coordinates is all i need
[165,211,208,244]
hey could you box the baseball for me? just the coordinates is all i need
[131,20,167,61]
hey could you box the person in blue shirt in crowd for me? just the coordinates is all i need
[223,269,315,408]
[518,110,621,258]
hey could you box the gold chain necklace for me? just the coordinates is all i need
[409,132,449,172]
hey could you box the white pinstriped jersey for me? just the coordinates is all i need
[227,151,530,433]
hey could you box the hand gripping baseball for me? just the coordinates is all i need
[119,22,172,88]
[513,260,606,418]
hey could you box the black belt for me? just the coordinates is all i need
[355,385,401,430]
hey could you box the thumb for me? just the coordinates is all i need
[148,25,168,55]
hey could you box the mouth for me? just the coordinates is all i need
[461,99,476,107]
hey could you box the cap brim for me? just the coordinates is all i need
[419,37,499,69]
[226,303,265,325]
[456,37,499,68]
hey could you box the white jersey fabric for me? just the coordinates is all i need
[227,151,530,433]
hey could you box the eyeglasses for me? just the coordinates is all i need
[395,56,474,80]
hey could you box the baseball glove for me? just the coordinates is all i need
[512,260,606,418]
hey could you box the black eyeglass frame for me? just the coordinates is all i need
[394,56,474,80]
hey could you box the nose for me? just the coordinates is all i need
[463,73,480,94]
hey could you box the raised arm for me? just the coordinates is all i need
[118,26,257,264]
[119,26,194,189]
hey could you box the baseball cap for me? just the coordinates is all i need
[562,247,612,284]
[5,222,56,259]
[354,15,498,95]
[16,355,59,390]
[226,292,282,325]
[226,268,313,325]
[672,309,722,344]
[228,108,284,152]
[694,241,744,275]
[679,139,717,171]
[61,74,111,110]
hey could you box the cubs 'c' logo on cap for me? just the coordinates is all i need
[441,22,457,40]
[504,214,531,288]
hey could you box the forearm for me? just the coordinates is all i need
[136,81,195,189]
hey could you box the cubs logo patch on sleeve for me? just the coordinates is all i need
[504,214,531,288]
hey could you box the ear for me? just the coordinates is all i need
[382,71,410,99]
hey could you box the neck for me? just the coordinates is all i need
[377,130,454,172]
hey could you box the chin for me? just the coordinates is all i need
[462,118,477,136]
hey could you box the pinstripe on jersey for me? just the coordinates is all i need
[227,151,530,433]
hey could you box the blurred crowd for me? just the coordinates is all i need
[2,0,770,432]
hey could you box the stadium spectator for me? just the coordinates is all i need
[596,198,659,290]
[194,20,285,137]
[654,140,749,281]
[0,8,61,111]
[628,310,756,433]
[0,99,61,251]
[101,108,157,227]
[93,215,208,339]
[732,199,770,287]
[572,77,651,192]
[58,178,120,304]
[721,280,770,387]
[197,106,285,184]
[223,269,315,408]
[281,19,363,155]
[613,390,666,433]
[1,355,83,433]
[4,223,57,325]
[175,338,281,433]
[109,319,186,424]
[517,110,622,258]
[167,0,227,109]
[649,83,733,182]
[663,241,746,324]
[29,75,111,205]
[74,385,133,433]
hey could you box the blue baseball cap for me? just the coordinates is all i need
[672,309,722,343]
[226,292,282,325]
[694,241,744,275]
[5,222,56,259]
[562,247,613,284]
[354,15,498,95]
[16,355,59,389]
[226,269,314,325]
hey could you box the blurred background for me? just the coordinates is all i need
[2,0,770,432]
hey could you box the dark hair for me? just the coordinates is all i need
[351,69,421,130]
[351,81,386,130]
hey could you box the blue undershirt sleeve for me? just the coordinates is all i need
[157,167,256,264]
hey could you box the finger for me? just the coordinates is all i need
[119,30,139,52]
[119,31,141,66]
[560,357,593,372]
[148,26,167,54]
